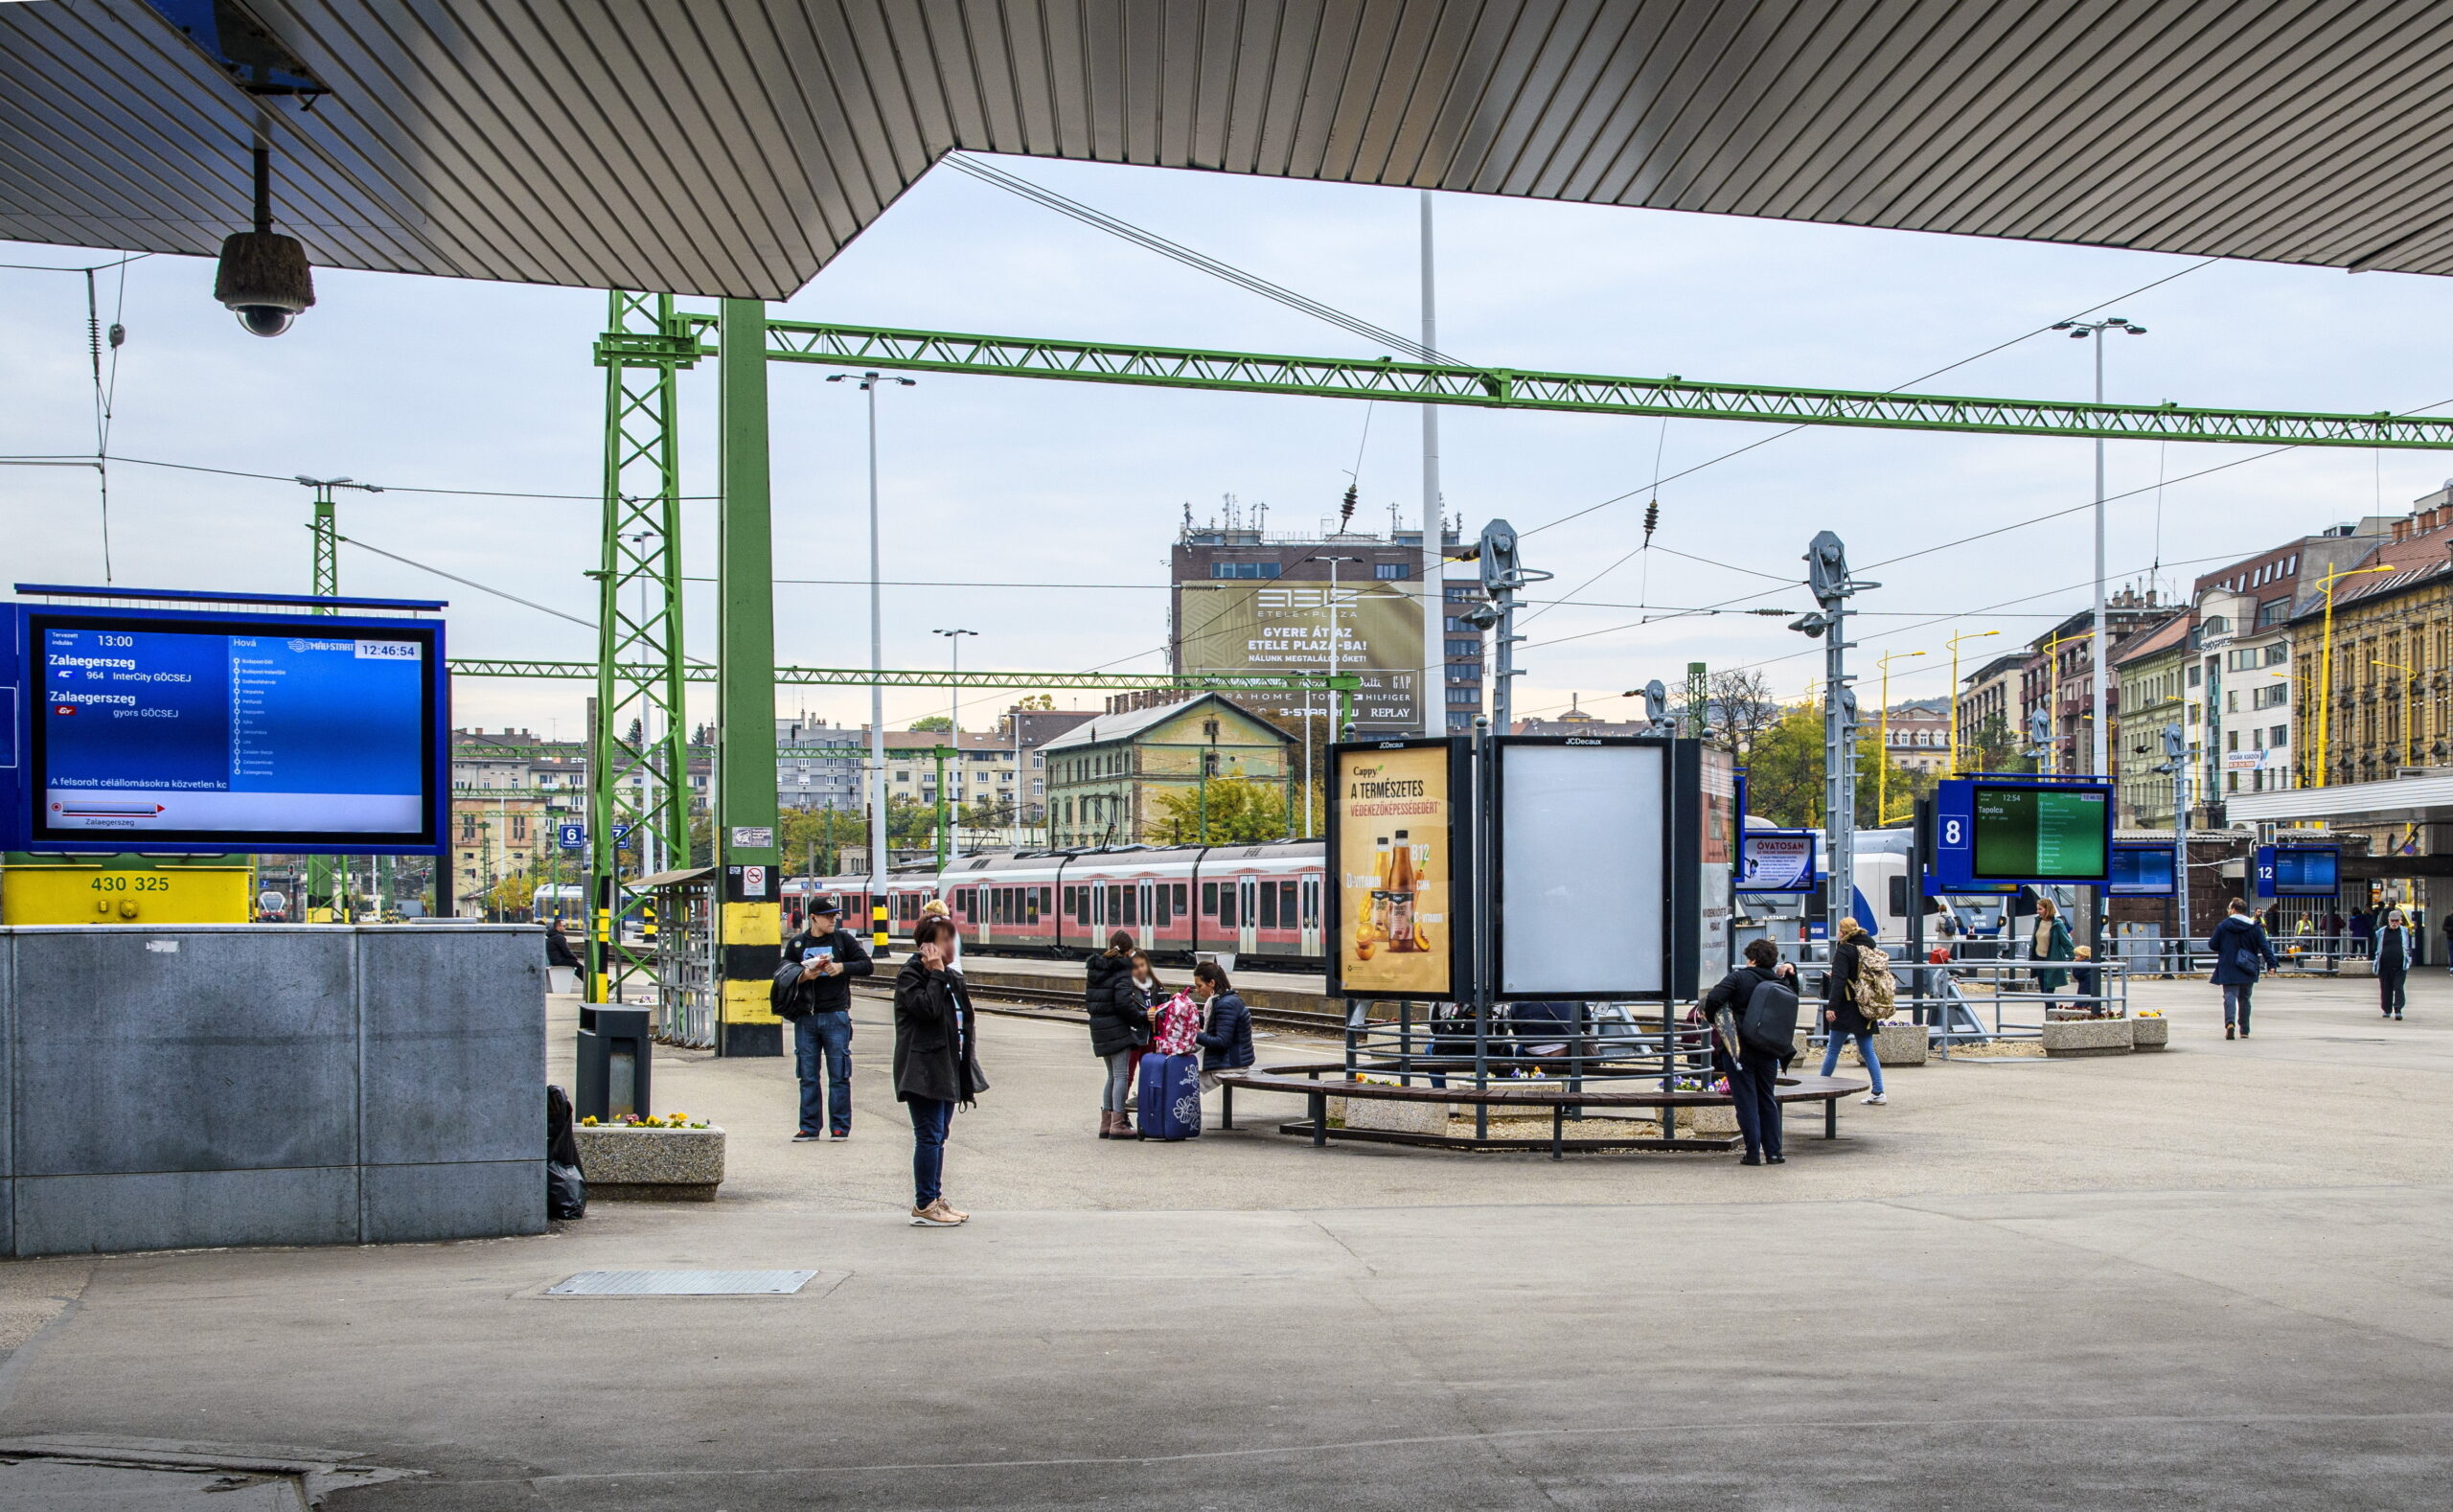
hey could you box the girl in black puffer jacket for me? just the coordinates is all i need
[1085,930,1149,1138]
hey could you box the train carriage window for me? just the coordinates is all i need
[1107,884,1121,926]
[1027,888,1042,925]
[1218,883,1237,928]
[1280,881,1297,925]
[1174,882,1188,914]
[1155,886,1171,927]
[1259,883,1278,929]
[1071,886,1088,926]
[1202,882,1218,916]
[1123,886,1137,927]
[1042,885,1053,918]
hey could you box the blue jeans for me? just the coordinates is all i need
[2222,981,2254,1032]
[907,1095,954,1207]
[1819,1029,1886,1095]
[794,1012,853,1134]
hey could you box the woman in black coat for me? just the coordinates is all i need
[894,916,988,1226]
[1084,929,1149,1138]
[2207,896,2280,1040]
[1818,918,1888,1105]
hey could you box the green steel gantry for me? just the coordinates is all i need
[587,292,696,1008]
[582,297,2453,1049]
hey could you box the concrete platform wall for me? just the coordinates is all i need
[0,924,546,1256]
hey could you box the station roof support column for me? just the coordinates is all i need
[717,296,783,1058]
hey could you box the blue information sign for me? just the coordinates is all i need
[1932,778,2114,889]
[2109,841,2178,897]
[3,604,446,855]
[557,822,586,851]
[2256,844,2339,897]
[1735,828,1817,892]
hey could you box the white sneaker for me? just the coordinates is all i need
[1862,1093,1887,1106]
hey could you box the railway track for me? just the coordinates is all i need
[853,978,1347,1039]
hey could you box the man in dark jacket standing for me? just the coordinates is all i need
[894,915,988,1226]
[781,897,872,1142]
[2375,908,2416,1020]
[1703,938,1800,1165]
[2208,897,2280,1040]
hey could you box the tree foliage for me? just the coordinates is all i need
[1147,775,1296,845]
[906,715,952,732]
[1743,702,1944,829]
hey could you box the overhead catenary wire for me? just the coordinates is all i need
[945,154,1464,366]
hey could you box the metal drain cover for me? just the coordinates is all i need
[546,1270,816,1296]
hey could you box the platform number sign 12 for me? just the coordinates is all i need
[2257,859,2275,892]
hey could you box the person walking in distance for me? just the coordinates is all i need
[2208,896,2280,1041]
[1819,917,1889,1107]
[1083,929,1148,1140]
[2375,908,2416,1020]
[2440,909,2453,974]
[781,896,872,1142]
[894,915,988,1226]
[1704,938,1800,1166]
[2029,896,2075,1016]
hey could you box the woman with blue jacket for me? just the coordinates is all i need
[1191,961,1253,1092]
[2208,896,2281,1040]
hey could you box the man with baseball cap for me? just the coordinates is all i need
[778,895,872,1141]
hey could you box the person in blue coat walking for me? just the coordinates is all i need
[2208,897,2280,1040]
[1192,961,1254,1092]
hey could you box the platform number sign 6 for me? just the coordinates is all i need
[1942,816,1965,848]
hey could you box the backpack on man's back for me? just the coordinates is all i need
[1852,941,1899,1022]
[1737,974,1800,1061]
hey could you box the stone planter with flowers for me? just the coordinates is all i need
[572,1112,726,1202]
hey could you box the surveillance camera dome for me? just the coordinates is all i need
[233,305,297,338]
[213,229,315,339]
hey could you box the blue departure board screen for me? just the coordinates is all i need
[14,609,443,852]
[2109,842,2177,896]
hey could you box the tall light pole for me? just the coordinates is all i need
[2315,563,2394,788]
[934,628,976,860]
[1314,554,1364,836]
[1947,628,2001,774]
[1876,649,1926,824]
[2050,316,2147,785]
[828,371,914,926]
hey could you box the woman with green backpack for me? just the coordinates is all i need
[1820,917,1890,1106]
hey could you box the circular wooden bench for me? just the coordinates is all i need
[1216,1061,1868,1157]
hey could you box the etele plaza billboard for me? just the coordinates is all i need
[1177,582,1423,732]
[1326,738,1468,999]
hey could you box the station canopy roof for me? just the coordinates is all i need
[13,1,2453,299]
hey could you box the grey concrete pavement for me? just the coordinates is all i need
[0,973,2446,1508]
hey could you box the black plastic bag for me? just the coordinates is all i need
[546,1085,587,1220]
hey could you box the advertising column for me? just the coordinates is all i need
[1328,740,1465,999]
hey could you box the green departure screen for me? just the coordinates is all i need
[1971,785,2111,882]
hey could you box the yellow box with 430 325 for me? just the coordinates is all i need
[1,857,253,926]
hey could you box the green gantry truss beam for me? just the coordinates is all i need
[617,316,2453,451]
[450,660,1360,693]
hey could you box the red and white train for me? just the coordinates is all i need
[793,840,1327,970]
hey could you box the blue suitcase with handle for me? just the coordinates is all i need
[1135,1052,1204,1140]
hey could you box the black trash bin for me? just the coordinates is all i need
[576,1006,652,1122]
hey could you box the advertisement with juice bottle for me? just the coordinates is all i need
[1331,742,1456,997]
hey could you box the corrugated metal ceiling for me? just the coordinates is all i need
[9,1,2453,300]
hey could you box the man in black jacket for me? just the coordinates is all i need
[782,897,873,1142]
[1703,938,1800,1166]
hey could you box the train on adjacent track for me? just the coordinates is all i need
[799,839,1329,970]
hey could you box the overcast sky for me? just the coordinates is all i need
[11,156,2453,739]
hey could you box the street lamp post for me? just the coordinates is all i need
[934,628,976,862]
[2034,628,2092,776]
[828,370,915,938]
[1947,629,2001,774]
[2051,315,2148,784]
[1314,555,1364,839]
[1876,649,1926,825]
[2315,563,2394,788]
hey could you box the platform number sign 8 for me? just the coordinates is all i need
[1942,816,1965,847]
